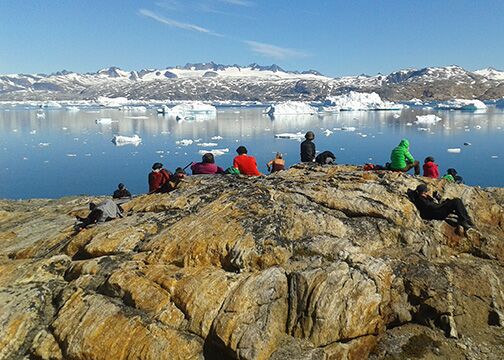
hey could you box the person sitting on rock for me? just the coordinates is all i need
[300,131,316,163]
[112,183,132,199]
[267,152,285,173]
[423,156,439,179]
[442,168,464,184]
[408,184,474,230]
[148,162,171,193]
[76,199,123,230]
[191,153,225,175]
[233,146,261,176]
[390,138,420,175]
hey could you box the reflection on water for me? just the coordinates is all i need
[0,105,503,199]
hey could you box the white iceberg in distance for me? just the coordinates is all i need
[324,91,404,111]
[41,101,62,109]
[112,134,142,146]
[166,102,217,120]
[66,106,80,112]
[176,139,194,146]
[121,105,147,112]
[447,148,461,153]
[415,115,442,124]
[266,101,317,116]
[197,142,218,147]
[95,118,117,124]
[97,96,129,108]
[198,148,229,156]
[435,99,487,111]
[274,132,305,140]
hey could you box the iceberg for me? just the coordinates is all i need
[265,101,317,116]
[324,92,404,111]
[198,148,229,156]
[197,142,218,147]
[97,96,129,108]
[175,139,194,146]
[95,118,117,124]
[274,132,305,140]
[66,106,80,112]
[41,101,62,109]
[415,115,442,124]
[447,148,461,153]
[435,99,487,111]
[121,106,147,112]
[36,112,46,119]
[111,134,142,146]
[166,102,217,120]
[211,135,223,140]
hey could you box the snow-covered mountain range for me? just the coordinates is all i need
[1,62,503,102]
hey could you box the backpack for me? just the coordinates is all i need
[315,151,336,165]
[225,167,240,175]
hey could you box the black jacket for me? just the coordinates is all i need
[300,139,316,162]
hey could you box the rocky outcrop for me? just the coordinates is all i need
[1,165,503,359]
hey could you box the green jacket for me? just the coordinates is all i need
[442,174,455,182]
[390,139,415,170]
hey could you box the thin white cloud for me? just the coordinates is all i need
[219,0,254,6]
[244,41,309,59]
[139,9,222,36]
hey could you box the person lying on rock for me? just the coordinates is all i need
[75,199,123,230]
[408,184,474,230]
[390,138,420,175]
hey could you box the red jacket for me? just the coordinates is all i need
[149,169,171,192]
[233,154,261,176]
[423,161,439,179]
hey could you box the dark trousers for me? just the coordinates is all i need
[402,161,421,175]
[429,198,471,223]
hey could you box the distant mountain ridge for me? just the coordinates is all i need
[1,63,503,102]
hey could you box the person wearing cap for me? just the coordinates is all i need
[148,162,172,193]
[191,153,225,175]
[112,183,132,199]
[442,168,464,184]
[423,156,439,179]
[410,184,474,230]
[300,131,316,162]
[390,139,420,175]
[267,152,285,173]
[233,146,261,176]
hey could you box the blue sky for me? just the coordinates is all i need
[1,0,503,77]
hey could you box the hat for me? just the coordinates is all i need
[447,168,457,176]
[305,131,315,140]
[415,184,428,194]
[118,183,125,190]
[152,162,163,170]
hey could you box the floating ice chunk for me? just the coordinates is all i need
[155,150,164,154]
[464,142,472,146]
[211,135,223,140]
[66,154,77,157]
[435,99,487,111]
[418,127,430,132]
[66,106,80,112]
[406,122,413,126]
[22,157,28,160]
[415,115,442,124]
[95,118,117,124]
[266,101,317,116]
[42,101,62,109]
[36,112,46,119]
[491,155,499,159]
[341,126,357,132]
[474,125,482,129]
[175,139,194,146]
[97,96,129,108]
[323,129,333,136]
[393,113,401,119]
[361,134,368,138]
[30,130,37,134]
[197,142,218,147]
[274,132,305,140]
[447,148,461,153]
[324,91,404,111]
[121,106,147,112]
[167,102,217,120]
[198,148,229,156]
[112,134,142,146]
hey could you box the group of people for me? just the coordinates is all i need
[76,131,475,233]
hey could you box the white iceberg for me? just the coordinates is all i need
[41,101,62,109]
[197,142,219,147]
[435,99,487,111]
[447,148,461,153]
[274,132,305,140]
[121,106,147,112]
[66,106,80,112]
[97,96,129,108]
[415,115,442,124]
[324,92,404,111]
[198,148,229,156]
[167,102,217,120]
[36,112,46,119]
[112,134,142,146]
[323,129,333,136]
[175,139,194,146]
[211,135,223,140]
[95,118,117,124]
[265,101,317,116]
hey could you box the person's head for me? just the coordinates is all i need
[152,162,163,172]
[175,167,186,175]
[117,183,125,190]
[305,131,315,140]
[236,146,247,155]
[424,156,434,163]
[275,152,283,159]
[399,138,410,148]
[202,153,215,164]
[415,184,428,196]
[89,202,97,211]
[447,168,457,176]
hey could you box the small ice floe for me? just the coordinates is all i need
[112,134,142,146]
[12,129,18,132]
[161,131,170,135]
[418,127,430,132]
[360,134,368,138]
[38,142,50,147]
[29,130,37,134]
[73,137,79,141]
[491,155,499,159]
[66,106,80,112]
[415,115,442,124]
[274,132,305,140]
[406,122,413,126]
[393,113,401,119]
[36,112,46,119]
[155,150,164,154]
[22,157,28,160]
[194,138,202,143]
[474,125,482,129]
[175,139,194,146]
[323,129,333,136]
[198,148,229,156]
[121,106,147,112]
[464,142,472,146]
[264,128,271,131]
[447,148,461,153]
[95,118,116,124]
[96,96,128,108]
[42,101,62,109]
[341,126,357,132]
[211,135,223,140]
[197,142,218,147]
[66,154,77,157]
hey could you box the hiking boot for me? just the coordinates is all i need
[459,220,472,231]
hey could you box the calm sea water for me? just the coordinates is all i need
[0,104,503,199]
